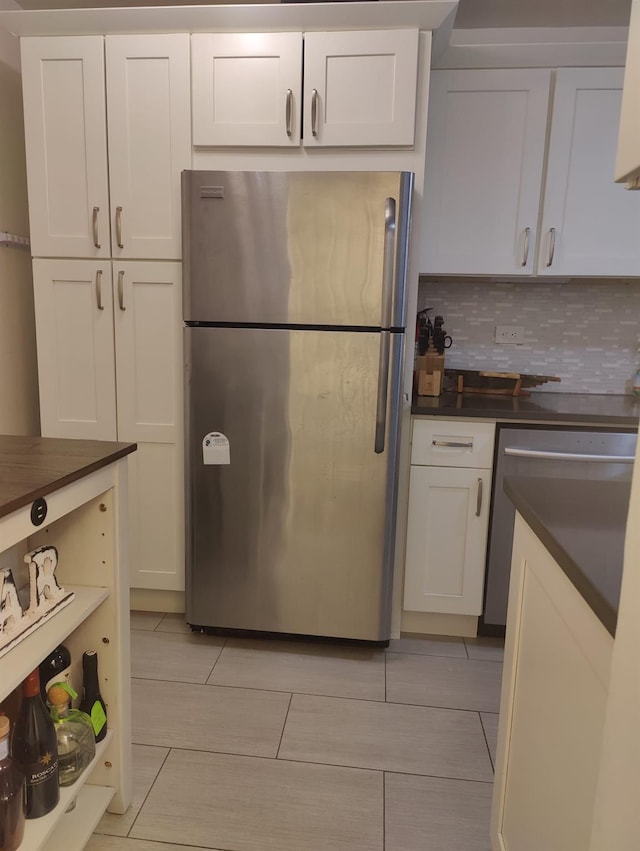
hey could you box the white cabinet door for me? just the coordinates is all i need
[191,32,302,146]
[21,37,110,259]
[538,68,640,277]
[113,261,182,443]
[128,442,184,591]
[106,35,191,260]
[403,465,492,615]
[32,259,117,440]
[421,69,551,275]
[303,29,419,147]
[420,70,551,275]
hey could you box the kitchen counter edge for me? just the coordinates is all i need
[503,476,631,637]
[411,391,640,427]
[0,436,137,519]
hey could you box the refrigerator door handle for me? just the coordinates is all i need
[375,330,391,454]
[381,198,396,328]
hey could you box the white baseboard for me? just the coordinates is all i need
[401,610,478,638]
[130,588,184,614]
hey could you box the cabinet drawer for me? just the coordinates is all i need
[411,419,495,468]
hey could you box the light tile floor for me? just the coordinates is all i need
[88,617,503,851]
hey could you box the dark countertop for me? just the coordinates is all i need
[504,476,632,636]
[0,436,137,519]
[412,391,640,427]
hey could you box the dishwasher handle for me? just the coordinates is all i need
[504,447,636,463]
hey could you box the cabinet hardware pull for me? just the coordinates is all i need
[118,270,125,311]
[96,270,104,310]
[520,227,530,267]
[116,206,124,249]
[285,89,293,137]
[546,227,556,267]
[432,440,473,448]
[476,478,483,517]
[311,89,319,137]
[92,206,101,249]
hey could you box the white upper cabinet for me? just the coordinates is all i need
[106,35,191,259]
[22,34,191,260]
[421,69,551,275]
[22,37,110,259]
[616,0,640,187]
[302,29,419,147]
[191,32,302,146]
[421,66,640,277]
[113,260,183,443]
[32,258,117,441]
[539,68,640,277]
[191,29,418,148]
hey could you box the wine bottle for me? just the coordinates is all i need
[39,645,72,703]
[79,651,107,743]
[48,684,95,787]
[10,669,59,819]
[0,715,26,851]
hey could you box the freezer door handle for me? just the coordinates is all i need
[375,331,391,454]
[381,198,396,328]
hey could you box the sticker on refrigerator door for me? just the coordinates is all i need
[202,433,230,465]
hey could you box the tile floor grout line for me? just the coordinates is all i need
[275,692,294,759]
[478,711,496,773]
[204,636,229,682]
[463,637,470,659]
[382,770,386,851]
[125,744,173,839]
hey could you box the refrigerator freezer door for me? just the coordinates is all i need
[182,170,412,328]
[185,325,403,640]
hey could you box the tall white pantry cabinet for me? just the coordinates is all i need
[21,34,190,592]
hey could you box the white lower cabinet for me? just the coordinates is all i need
[32,259,184,592]
[403,419,495,616]
[492,515,613,851]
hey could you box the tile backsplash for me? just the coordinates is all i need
[417,278,640,395]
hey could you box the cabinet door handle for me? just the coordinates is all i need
[476,477,483,517]
[432,440,473,449]
[520,227,531,267]
[96,269,104,311]
[92,206,101,249]
[311,88,319,137]
[285,88,293,137]
[117,270,126,311]
[116,206,124,249]
[546,227,556,267]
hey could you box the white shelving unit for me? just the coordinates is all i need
[0,438,134,851]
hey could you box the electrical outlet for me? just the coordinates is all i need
[495,325,525,344]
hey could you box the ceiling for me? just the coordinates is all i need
[5,0,634,28]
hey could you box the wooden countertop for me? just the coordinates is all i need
[0,436,136,519]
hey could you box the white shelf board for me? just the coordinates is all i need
[21,730,114,851]
[46,785,115,851]
[0,586,109,700]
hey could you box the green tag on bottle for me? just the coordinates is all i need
[90,702,107,736]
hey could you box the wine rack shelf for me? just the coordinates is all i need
[0,586,110,700]
[0,439,135,851]
[21,731,114,851]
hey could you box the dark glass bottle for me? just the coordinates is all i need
[79,651,107,743]
[0,715,26,851]
[10,669,59,819]
[39,645,72,703]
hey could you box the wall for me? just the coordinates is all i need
[0,26,39,435]
[418,277,640,394]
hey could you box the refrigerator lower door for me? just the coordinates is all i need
[185,325,403,641]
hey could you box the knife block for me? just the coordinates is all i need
[416,351,445,397]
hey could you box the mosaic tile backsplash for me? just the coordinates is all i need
[417,278,640,395]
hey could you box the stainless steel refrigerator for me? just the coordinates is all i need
[183,170,413,641]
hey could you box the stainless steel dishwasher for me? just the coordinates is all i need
[481,424,637,634]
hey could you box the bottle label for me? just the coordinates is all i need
[24,755,58,786]
[90,703,107,736]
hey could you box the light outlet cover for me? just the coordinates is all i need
[495,325,525,344]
